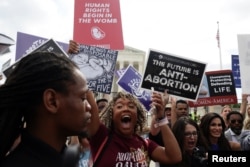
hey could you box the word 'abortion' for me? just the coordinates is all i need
[144,69,198,93]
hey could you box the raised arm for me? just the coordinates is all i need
[150,92,171,136]
[68,41,100,137]
[170,97,177,128]
[240,94,248,117]
[149,114,160,136]
[86,90,100,138]
[150,92,182,164]
[68,40,79,54]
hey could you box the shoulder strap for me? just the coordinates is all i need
[93,136,108,163]
[92,132,112,167]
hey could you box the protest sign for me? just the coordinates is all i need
[68,44,118,94]
[15,32,68,61]
[73,0,124,50]
[114,67,126,78]
[117,65,151,111]
[237,34,250,93]
[141,49,206,101]
[188,70,237,107]
[231,55,241,88]
[1,59,11,72]
[3,39,67,78]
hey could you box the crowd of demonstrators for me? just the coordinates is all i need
[149,97,190,167]
[0,52,91,167]
[149,102,172,167]
[87,91,181,166]
[224,111,244,143]
[150,100,246,167]
[199,112,241,151]
[168,117,208,167]
[68,40,182,166]
[1,39,248,167]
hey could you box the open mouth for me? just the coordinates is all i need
[188,141,195,146]
[121,115,131,123]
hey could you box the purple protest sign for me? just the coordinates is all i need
[114,67,126,78]
[117,65,152,111]
[15,32,69,61]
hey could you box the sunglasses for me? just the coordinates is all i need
[230,119,243,124]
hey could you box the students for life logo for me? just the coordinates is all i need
[91,26,105,40]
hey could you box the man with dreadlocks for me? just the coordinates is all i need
[0,51,94,167]
[68,40,182,167]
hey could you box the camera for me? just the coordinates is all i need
[192,147,207,166]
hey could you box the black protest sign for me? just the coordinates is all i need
[207,70,236,96]
[188,70,238,107]
[33,38,68,57]
[3,39,67,78]
[141,49,206,101]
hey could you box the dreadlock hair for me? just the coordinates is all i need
[0,51,79,162]
[99,91,147,134]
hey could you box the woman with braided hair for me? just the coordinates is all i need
[0,51,93,167]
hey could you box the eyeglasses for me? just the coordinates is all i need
[230,119,243,124]
[184,132,198,138]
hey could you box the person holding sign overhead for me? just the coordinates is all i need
[68,40,112,80]
[68,41,182,167]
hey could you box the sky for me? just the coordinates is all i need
[1,0,250,97]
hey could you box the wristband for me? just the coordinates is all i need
[154,117,169,128]
[157,116,165,121]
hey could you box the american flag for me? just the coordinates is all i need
[216,27,220,48]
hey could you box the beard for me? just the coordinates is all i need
[231,128,242,135]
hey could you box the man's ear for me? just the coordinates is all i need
[43,89,59,114]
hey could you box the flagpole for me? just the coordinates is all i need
[217,21,223,70]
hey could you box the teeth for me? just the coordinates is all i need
[121,115,131,122]
[122,115,130,119]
